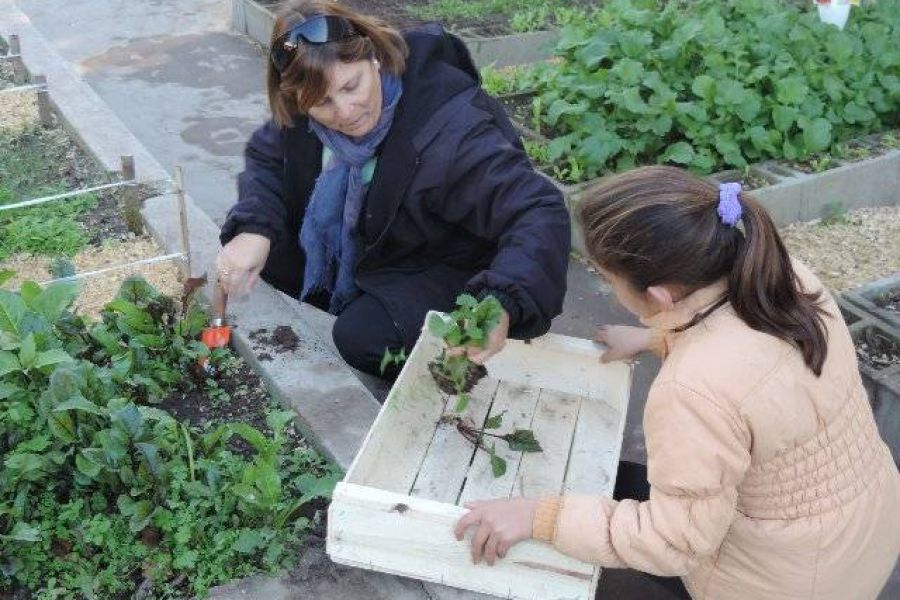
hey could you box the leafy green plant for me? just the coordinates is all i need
[0,277,341,598]
[427,294,502,412]
[510,0,900,182]
[427,295,543,477]
[379,347,408,376]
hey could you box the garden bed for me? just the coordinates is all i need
[844,273,900,332]
[0,276,340,599]
[0,121,181,307]
[780,205,900,293]
[232,0,567,66]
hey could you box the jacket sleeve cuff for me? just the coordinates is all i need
[553,495,626,567]
[476,288,523,330]
[647,328,669,359]
[532,497,562,542]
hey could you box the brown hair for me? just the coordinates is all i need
[578,166,829,375]
[266,0,408,127]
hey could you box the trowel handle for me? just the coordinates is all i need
[211,281,229,325]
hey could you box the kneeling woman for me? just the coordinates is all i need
[217,0,570,377]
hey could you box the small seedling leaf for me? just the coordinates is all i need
[453,393,470,413]
[483,411,505,430]
[489,444,507,477]
[503,429,543,453]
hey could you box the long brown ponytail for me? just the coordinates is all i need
[578,166,828,375]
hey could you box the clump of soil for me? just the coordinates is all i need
[855,328,900,371]
[874,287,900,313]
[248,325,300,360]
[428,359,487,395]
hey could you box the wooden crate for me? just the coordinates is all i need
[327,312,632,599]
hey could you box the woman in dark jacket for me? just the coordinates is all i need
[218,0,570,378]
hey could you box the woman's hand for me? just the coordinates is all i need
[216,233,271,297]
[595,325,653,363]
[454,498,538,565]
[446,309,510,365]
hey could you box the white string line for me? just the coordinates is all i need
[38,252,185,285]
[0,180,136,212]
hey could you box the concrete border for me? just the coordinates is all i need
[230,0,559,67]
[844,274,900,333]
[839,297,900,465]
[0,0,381,472]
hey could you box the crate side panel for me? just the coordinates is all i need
[516,389,581,497]
[458,382,542,504]
[344,331,446,491]
[411,377,501,503]
[328,483,593,600]
[487,335,632,406]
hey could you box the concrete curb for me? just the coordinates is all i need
[844,274,900,333]
[550,145,900,256]
[231,0,559,67]
[838,297,900,465]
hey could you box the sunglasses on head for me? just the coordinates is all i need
[270,15,359,73]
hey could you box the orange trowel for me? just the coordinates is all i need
[199,281,231,371]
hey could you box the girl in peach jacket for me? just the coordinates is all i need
[455,166,900,599]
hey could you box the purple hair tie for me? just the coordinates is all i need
[718,182,743,227]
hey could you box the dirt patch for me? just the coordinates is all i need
[0,87,39,130]
[157,352,306,456]
[780,205,900,292]
[855,327,900,371]
[2,235,183,318]
[249,325,300,357]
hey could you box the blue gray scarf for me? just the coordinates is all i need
[299,72,402,314]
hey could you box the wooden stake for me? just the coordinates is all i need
[175,166,192,278]
[32,75,52,127]
[9,35,26,85]
[120,155,143,235]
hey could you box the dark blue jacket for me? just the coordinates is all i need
[221,25,570,348]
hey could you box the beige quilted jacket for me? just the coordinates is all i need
[533,263,900,599]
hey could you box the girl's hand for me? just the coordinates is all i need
[216,233,271,297]
[595,325,653,363]
[447,310,510,365]
[454,497,538,565]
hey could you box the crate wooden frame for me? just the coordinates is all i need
[327,312,632,599]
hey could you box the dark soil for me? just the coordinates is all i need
[854,327,900,371]
[715,169,774,191]
[498,93,536,130]
[249,325,301,358]
[257,0,532,37]
[868,130,900,155]
[157,353,305,455]
[428,359,487,395]
[874,287,900,313]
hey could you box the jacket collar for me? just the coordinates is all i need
[640,279,729,332]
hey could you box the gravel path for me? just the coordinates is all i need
[781,205,900,292]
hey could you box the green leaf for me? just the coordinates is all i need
[691,75,716,102]
[229,423,271,455]
[28,282,77,322]
[503,429,543,453]
[546,99,585,125]
[75,453,102,478]
[265,410,295,436]
[775,77,809,105]
[455,294,478,309]
[489,444,506,478]
[111,403,144,439]
[483,411,505,430]
[427,313,451,339]
[801,118,833,154]
[1,522,40,543]
[0,350,20,378]
[233,529,266,554]
[33,349,73,370]
[53,396,104,415]
[0,289,26,335]
[231,483,260,505]
[661,142,695,165]
[453,393,470,413]
[843,101,875,124]
[772,105,798,133]
[18,334,36,370]
[0,270,14,288]
[116,276,157,304]
[48,412,76,443]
